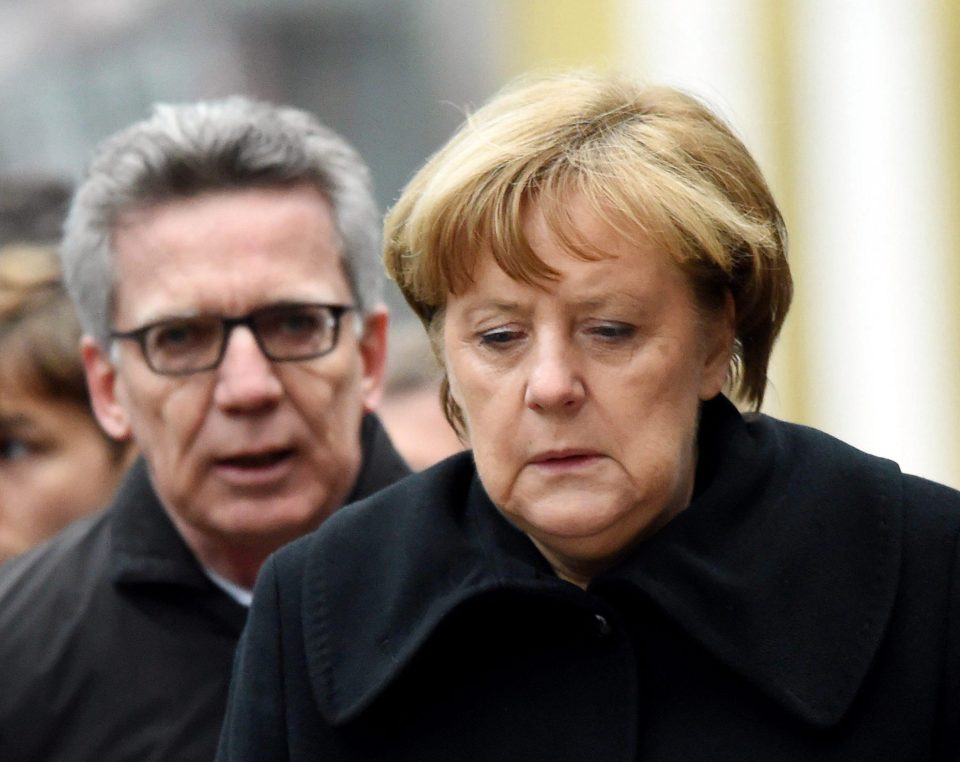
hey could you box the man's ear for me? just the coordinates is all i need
[357,309,389,413]
[81,336,133,441]
[698,289,737,401]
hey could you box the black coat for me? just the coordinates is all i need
[0,414,409,762]
[217,397,960,761]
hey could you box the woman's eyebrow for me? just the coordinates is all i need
[0,414,37,433]
[461,300,524,319]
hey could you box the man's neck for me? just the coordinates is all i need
[163,509,277,590]
[204,565,254,606]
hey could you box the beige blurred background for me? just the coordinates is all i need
[2,0,957,485]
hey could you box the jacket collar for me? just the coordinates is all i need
[110,413,408,594]
[109,457,215,591]
[303,398,903,729]
[345,413,411,503]
[108,459,249,635]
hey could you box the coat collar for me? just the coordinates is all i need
[302,397,903,729]
[599,397,903,726]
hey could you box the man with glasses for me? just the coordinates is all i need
[0,97,410,761]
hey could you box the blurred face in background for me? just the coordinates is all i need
[0,367,129,564]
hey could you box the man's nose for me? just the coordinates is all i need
[523,338,586,412]
[212,326,283,412]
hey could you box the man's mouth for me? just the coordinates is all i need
[217,448,295,469]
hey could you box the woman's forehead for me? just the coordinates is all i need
[456,226,685,308]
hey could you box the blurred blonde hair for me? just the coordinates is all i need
[0,245,127,459]
[385,72,791,433]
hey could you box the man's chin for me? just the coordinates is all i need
[217,510,324,547]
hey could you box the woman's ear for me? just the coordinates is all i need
[81,337,133,441]
[698,290,736,401]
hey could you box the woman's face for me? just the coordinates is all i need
[442,199,733,587]
[0,372,129,563]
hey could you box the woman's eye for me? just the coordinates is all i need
[0,437,34,463]
[587,322,636,341]
[478,328,523,347]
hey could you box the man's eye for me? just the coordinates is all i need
[277,311,322,336]
[150,321,213,352]
[155,323,195,346]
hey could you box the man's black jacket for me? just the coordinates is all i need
[0,414,409,762]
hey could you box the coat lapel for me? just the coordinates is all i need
[301,455,516,724]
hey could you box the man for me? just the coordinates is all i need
[0,97,410,761]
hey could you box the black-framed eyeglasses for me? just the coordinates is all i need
[110,302,355,376]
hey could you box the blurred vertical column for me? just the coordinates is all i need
[940,0,960,489]
[788,0,960,487]
[496,0,619,76]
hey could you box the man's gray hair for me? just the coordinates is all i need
[61,96,382,347]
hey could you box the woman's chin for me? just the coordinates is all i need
[509,503,639,555]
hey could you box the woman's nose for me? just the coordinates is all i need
[523,340,585,412]
[212,326,284,412]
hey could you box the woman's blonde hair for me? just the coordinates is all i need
[385,72,791,431]
[0,245,127,459]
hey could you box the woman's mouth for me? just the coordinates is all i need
[529,450,603,471]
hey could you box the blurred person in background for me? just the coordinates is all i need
[0,98,409,761]
[0,243,134,564]
[378,322,464,470]
[0,175,71,244]
[218,73,960,760]
[0,177,134,564]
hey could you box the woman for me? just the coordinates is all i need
[218,74,960,760]
[0,245,134,563]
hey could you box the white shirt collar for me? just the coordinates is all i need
[203,566,253,607]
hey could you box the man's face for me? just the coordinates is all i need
[84,184,387,554]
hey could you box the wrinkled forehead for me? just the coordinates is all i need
[107,186,353,319]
